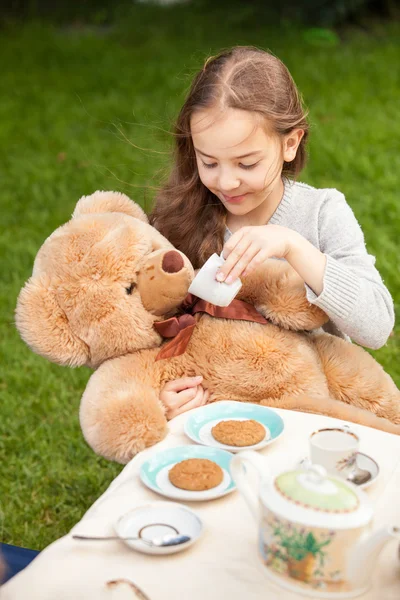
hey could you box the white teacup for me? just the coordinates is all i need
[188,252,242,307]
[309,425,359,479]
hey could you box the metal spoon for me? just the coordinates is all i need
[346,466,372,486]
[72,533,191,547]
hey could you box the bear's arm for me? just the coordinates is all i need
[237,259,329,331]
[79,352,167,464]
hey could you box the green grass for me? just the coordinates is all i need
[1,5,400,550]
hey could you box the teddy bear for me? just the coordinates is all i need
[16,191,400,464]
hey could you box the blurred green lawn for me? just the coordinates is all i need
[1,4,399,549]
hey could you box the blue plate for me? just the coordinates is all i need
[140,445,236,501]
[184,401,285,452]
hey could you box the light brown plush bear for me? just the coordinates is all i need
[16,191,400,463]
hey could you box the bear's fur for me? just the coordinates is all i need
[16,192,400,463]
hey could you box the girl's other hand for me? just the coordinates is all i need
[160,375,209,420]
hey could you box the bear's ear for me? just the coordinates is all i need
[72,191,148,223]
[15,275,90,367]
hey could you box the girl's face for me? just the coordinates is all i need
[190,107,302,218]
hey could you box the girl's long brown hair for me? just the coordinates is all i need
[149,46,309,269]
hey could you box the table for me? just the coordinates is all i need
[2,409,400,600]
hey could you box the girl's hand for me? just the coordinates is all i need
[160,375,209,420]
[216,224,296,283]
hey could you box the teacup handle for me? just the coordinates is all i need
[230,451,269,524]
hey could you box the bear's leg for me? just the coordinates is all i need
[260,394,400,435]
[80,358,167,464]
[311,333,400,425]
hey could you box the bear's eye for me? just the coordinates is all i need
[125,283,136,295]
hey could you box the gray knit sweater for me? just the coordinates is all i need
[225,179,394,350]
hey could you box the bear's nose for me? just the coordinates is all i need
[161,250,184,274]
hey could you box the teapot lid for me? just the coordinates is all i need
[275,465,359,513]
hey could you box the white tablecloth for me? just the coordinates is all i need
[2,409,400,600]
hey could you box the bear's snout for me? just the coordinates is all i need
[162,251,184,274]
[138,247,193,315]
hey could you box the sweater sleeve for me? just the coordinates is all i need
[304,190,394,349]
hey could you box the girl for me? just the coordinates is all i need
[149,46,394,420]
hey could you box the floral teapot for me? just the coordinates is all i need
[230,451,400,598]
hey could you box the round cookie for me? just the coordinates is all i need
[211,419,266,446]
[169,458,223,491]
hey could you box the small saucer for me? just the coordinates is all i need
[115,502,203,555]
[297,452,380,489]
[347,452,380,489]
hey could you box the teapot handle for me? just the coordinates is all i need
[230,451,269,524]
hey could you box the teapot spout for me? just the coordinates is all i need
[349,525,400,589]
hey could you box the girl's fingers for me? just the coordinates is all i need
[163,376,202,393]
[242,250,269,277]
[223,245,261,283]
[222,229,245,259]
[217,236,252,282]
[168,385,199,410]
[168,386,207,419]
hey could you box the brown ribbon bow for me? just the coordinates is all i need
[153,293,268,360]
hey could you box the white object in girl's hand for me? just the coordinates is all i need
[188,252,242,307]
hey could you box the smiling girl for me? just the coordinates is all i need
[150,46,394,418]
